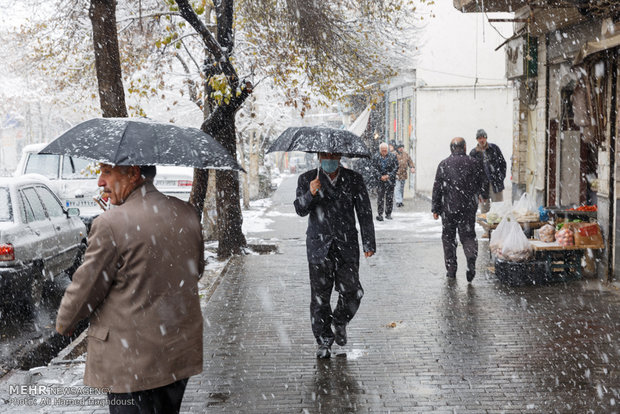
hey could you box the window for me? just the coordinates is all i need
[0,188,11,222]
[62,156,97,179]
[24,154,60,179]
[36,186,65,218]
[21,188,48,222]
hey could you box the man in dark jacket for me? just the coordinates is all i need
[432,138,484,282]
[469,129,506,215]
[294,152,376,358]
[372,142,399,221]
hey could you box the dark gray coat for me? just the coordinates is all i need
[469,143,506,196]
[371,152,399,185]
[432,152,485,217]
[294,167,376,264]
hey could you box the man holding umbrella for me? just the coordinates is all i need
[294,152,376,358]
[42,117,242,413]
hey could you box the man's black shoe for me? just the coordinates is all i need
[334,323,347,346]
[396,203,403,207]
[446,272,456,279]
[466,270,476,282]
[316,343,331,359]
[376,215,384,221]
[385,215,392,220]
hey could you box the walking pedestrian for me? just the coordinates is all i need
[469,128,507,215]
[394,144,415,207]
[372,142,398,221]
[56,164,204,414]
[294,152,376,358]
[432,138,484,282]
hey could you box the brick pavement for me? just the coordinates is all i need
[1,175,620,413]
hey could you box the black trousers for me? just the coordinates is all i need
[107,378,189,414]
[441,210,478,275]
[308,244,364,345]
[377,181,395,216]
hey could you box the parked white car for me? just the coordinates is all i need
[154,166,194,202]
[0,176,87,310]
[14,143,101,218]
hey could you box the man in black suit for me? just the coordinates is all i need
[432,138,484,282]
[294,152,376,358]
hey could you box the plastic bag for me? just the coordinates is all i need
[512,193,539,222]
[538,224,555,243]
[486,201,511,225]
[500,220,533,262]
[490,216,511,257]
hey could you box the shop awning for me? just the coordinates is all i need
[574,33,620,65]
[347,105,371,136]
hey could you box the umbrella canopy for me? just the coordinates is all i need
[266,126,370,158]
[40,118,242,170]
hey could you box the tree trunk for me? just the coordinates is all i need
[238,133,251,209]
[249,131,260,199]
[89,0,128,118]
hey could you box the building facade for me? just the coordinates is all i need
[455,0,620,279]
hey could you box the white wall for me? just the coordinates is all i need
[415,86,513,199]
[416,2,513,88]
[412,2,514,201]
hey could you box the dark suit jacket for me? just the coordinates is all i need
[294,167,376,264]
[432,152,484,217]
[469,143,507,195]
[372,153,399,185]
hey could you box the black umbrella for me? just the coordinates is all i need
[266,126,370,158]
[40,118,242,170]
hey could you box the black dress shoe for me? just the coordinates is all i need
[334,323,347,346]
[376,215,384,221]
[385,215,392,220]
[466,270,476,282]
[316,343,331,358]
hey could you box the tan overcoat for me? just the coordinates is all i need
[396,151,415,180]
[56,182,204,393]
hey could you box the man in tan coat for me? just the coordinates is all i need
[395,144,415,207]
[56,163,204,414]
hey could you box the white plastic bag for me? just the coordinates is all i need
[512,193,539,222]
[487,201,510,224]
[500,220,533,262]
[489,216,511,257]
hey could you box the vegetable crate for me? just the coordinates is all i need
[494,259,550,286]
[495,250,584,286]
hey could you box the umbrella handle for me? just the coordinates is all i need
[316,166,324,198]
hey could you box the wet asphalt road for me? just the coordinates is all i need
[181,174,620,413]
[0,275,70,375]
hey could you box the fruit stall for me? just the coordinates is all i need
[480,197,604,286]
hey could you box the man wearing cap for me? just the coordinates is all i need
[294,153,376,359]
[469,129,507,219]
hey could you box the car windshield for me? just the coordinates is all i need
[0,188,11,222]
[24,153,60,179]
[62,156,98,179]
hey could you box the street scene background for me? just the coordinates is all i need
[1,174,620,413]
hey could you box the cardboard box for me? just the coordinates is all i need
[574,223,603,247]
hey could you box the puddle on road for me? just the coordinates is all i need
[333,348,366,360]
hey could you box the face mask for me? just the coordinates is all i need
[321,159,339,174]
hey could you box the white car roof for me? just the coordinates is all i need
[0,175,52,188]
[21,142,49,153]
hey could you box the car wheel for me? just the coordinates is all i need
[66,241,87,281]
